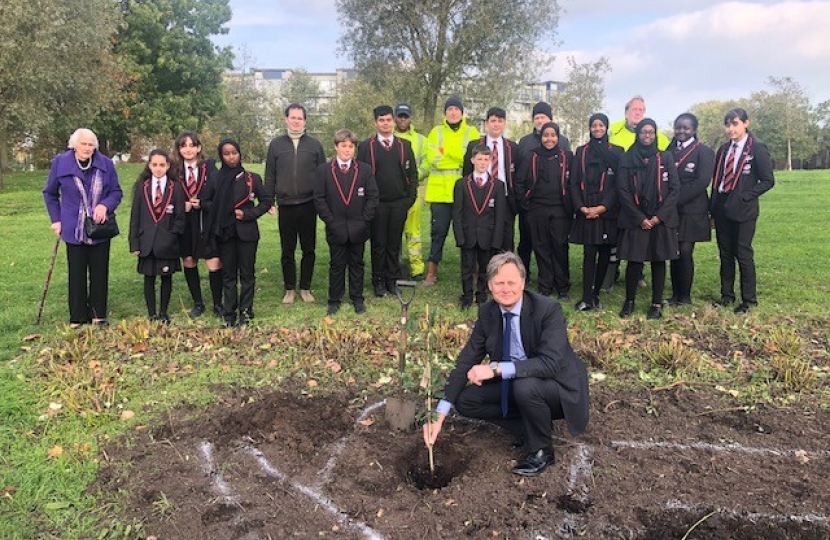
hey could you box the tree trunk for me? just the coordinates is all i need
[787,137,793,171]
[0,126,8,189]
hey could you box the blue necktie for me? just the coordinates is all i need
[501,312,515,417]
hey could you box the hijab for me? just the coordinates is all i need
[216,138,244,182]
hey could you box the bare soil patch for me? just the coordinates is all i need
[96,386,830,539]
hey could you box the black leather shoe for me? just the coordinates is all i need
[213,304,225,317]
[619,299,635,318]
[158,313,171,325]
[189,303,205,318]
[646,304,662,320]
[512,449,555,476]
[714,296,735,307]
[734,301,756,314]
[238,309,253,326]
[459,298,472,310]
[386,282,400,296]
[373,283,387,297]
[326,303,340,316]
[557,291,570,301]
[574,300,593,312]
[353,302,366,314]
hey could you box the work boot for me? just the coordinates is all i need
[423,261,438,287]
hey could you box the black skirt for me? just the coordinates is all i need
[569,215,618,246]
[677,212,711,243]
[137,255,181,276]
[617,225,679,262]
[180,210,219,259]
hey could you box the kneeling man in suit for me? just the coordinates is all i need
[423,251,589,476]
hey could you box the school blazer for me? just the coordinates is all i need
[201,171,272,243]
[462,137,522,214]
[452,175,505,250]
[617,151,680,229]
[441,291,589,436]
[129,179,186,259]
[569,143,624,220]
[314,160,379,245]
[710,134,774,223]
[673,142,715,217]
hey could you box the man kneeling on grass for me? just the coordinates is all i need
[423,251,589,476]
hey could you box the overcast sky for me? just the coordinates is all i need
[213,0,830,128]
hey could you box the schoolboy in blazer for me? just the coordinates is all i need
[462,107,521,251]
[453,144,506,308]
[357,105,418,297]
[315,129,380,315]
[710,108,774,313]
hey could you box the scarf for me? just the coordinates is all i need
[624,118,662,215]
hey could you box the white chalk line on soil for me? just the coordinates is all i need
[198,441,240,504]
[244,445,387,540]
[665,499,829,524]
[316,400,387,487]
[551,443,594,540]
[611,439,830,459]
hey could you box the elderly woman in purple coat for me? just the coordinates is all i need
[43,128,123,327]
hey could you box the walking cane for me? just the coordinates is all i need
[35,238,61,325]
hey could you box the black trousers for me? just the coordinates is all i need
[502,211,516,252]
[456,377,565,453]
[219,237,258,320]
[328,240,366,305]
[428,202,453,264]
[279,201,317,290]
[669,241,696,302]
[66,241,111,323]
[371,198,409,285]
[527,209,571,296]
[714,214,758,304]
[516,206,533,278]
[460,246,492,303]
[581,245,613,303]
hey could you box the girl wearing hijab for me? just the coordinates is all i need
[667,113,715,306]
[616,119,680,319]
[569,113,624,311]
[517,122,574,299]
[201,139,273,326]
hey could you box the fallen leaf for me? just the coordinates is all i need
[45,501,71,510]
[307,379,318,388]
[23,334,41,342]
[359,417,374,427]
[590,372,607,382]
[326,361,342,373]
[376,508,385,518]
[794,450,810,464]
[47,446,64,459]
[48,402,63,411]
[120,410,135,421]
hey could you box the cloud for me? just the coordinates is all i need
[553,1,830,126]
[225,0,336,27]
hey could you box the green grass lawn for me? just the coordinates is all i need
[1,166,829,539]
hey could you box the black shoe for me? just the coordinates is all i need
[189,303,205,318]
[238,309,252,326]
[92,319,109,327]
[158,313,171,325]
[386,282,400,296]
[459,298,473,310]
[646,304,662,320]
[353,302,366,314]
[223,316,236,328]
[714,296,735,307]
[213,304,225,317]
[574,300,593,312]
[666,297,691,306]
[592,297,603,310]
[512,449,555,476]
[734,301,756,314]
[326,303,340,316]
[619,299,635,318]
[557,291,570,301]
[373,283,387,297]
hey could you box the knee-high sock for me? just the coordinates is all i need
[144,275,157,316]
[184,266,202,305]
[160,275,173,315]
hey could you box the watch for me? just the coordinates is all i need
[489,361,499,375]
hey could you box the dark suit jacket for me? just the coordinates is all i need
[129,178,186,259]
[441,291,589,436]
[462,137,521,214]
[452,174,505,249]
[710,133,774,223]
[314,160,379,245]
[356,136,418,204]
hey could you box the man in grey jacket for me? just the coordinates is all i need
[264,103,326,304]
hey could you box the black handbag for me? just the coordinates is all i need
[85,213,120,240]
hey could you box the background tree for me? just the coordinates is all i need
[554,56,612,145]
[204,49,273,161]
[0,0,119,183]
[812,99,830,168]
[749,76,814,170]
[277,70,326,137]
[94,0,233,155]
[689,99,743,150]
[335,0,561,125]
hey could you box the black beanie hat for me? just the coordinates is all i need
[532,101,553,120]
[444,95,464,113]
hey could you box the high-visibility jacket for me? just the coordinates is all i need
[424,118,480,203]
[395,127,428,181]
[609,119,670,151]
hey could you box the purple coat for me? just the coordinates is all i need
[43,150,123,245]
